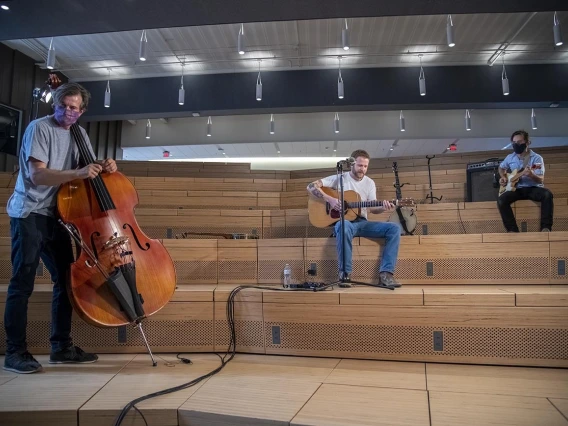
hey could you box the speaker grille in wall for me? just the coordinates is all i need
[215,320,264,352]
[265,322,568,360]
[174,260,217,283]
[0,319,215,353]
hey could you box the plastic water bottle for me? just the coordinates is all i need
[283,264,292,288]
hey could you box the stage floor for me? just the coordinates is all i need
[0,353,567,426]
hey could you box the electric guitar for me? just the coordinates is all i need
[308,187,415,228]
[499,163,542,196]
[388,162,417,234]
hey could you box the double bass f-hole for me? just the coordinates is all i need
[123,223,150,251]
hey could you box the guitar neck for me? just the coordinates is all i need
[394,174,403,199]
[392,163,403,199]
[346,200,386,209]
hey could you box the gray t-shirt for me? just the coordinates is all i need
[7,116,95,218]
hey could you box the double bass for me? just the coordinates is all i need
[57,124,176,364]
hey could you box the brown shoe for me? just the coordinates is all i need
[379,272,401,288]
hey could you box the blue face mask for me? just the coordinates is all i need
[512,143,527,154]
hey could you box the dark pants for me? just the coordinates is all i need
[497,187,554,232]
[4,214,74,354]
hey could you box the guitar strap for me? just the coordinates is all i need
[395,207,413,235]
[522,150,531,170]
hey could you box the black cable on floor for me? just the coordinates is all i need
[113,284,324,426]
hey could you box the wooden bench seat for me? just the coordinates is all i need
[0,232,565,287]
[0,283,566,367]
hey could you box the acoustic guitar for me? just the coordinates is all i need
[308,187,415,228]
[499,163,542,196]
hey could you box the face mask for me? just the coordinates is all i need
[54,105,81,127]
[512,143,527,154]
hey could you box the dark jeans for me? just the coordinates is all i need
[4,214,74,354]
[497,187,554,232]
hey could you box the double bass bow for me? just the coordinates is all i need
[56,124,176,365]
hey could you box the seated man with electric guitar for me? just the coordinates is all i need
[497,130,553,232]
[307,149,408,288]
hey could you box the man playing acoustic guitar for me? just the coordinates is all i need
[497,130,553,232]
[307,149,402,288]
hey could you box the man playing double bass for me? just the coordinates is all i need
[4,83,117,374]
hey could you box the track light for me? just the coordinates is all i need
[342,19,349,51]
[256,61,262,101]
[238,24,245,55]
[447,15,455,47]
[501,55,510,96]
[46,38,55,70]
[465,110,471,131]
[531,108,538,130]
[399,111,406,132]
[270,114,275,135]
[145,119,151,139]
[554,12,563,46]
[337,57,344,99]
[418,55,426,96]
[38,87,51,103]
[207,116,212,137]
[104,69,111,108]
[139,30,148,61]
[1,4,9,10]
[178,64,185,105]
[334,112,340,134]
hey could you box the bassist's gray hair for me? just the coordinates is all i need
[52,83,91,112]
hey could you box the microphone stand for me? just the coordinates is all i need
[324,160,395,291]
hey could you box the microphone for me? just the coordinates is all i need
[337,157,355,167]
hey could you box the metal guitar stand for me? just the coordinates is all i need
[425,155,443,204]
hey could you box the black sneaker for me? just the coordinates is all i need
[338,272,352,288]
[3,351,42,374]
[379,272,401,288]
[49,345,99,364]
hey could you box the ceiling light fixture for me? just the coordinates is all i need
[238,23,245,55]
[418,54,426,96]
[46,38,55,70]
[465,109,472,131]
[207,116,212,137]
[334,112,340,134]
[145,119,151,139]
[337,57,344,99]
[447,15,455,47]
[139,30,148,61]
[178,63,185,105]
[554,11,563,46]
[342,19,350,51]
[270,114,275,135]
[256,60,262,101]
[399,110,406,132]
[501,54,510,96]
[531,108,538,130]
[104,69,111,108]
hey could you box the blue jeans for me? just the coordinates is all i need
[4,214,74,354]
[334,218,401,275]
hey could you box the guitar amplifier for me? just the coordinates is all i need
[466,159,503,202]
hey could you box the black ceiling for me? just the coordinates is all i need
[78,64,568,121]
[1,0,567,41]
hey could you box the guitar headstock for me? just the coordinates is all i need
[394,198,415,208]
